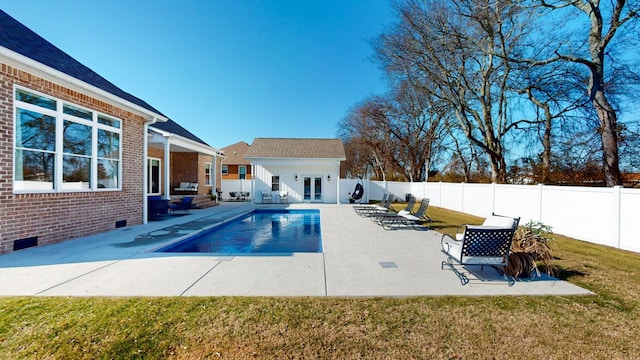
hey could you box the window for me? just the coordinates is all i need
[239,165,246,180]
[14,87,122,192]
[148,158,161,195]
[222,164,228,175]
[271,176,280,191]
[205,162,212,186]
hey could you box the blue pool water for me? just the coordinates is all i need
[158,209,322,254]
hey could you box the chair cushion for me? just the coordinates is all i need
[179,182,190,188]
[482,215,515,228]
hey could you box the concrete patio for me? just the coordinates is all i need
[0,203,592,297]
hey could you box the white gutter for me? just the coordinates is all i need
[143,117,159,224]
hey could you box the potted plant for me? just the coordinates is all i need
[505,221,556,278]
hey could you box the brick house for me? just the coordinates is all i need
[0,10,219,254]
[245,138,346,204]
[220,141,253,180]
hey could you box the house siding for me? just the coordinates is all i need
[0,63,146,254]
[251,159,340,203]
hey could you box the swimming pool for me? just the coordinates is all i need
[158,209,322,254]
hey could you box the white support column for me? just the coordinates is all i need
[163,136,171,199]
[336,161,341,204]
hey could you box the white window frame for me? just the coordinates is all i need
[13,85,123,193]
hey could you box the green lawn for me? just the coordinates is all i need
[1,206,639,359]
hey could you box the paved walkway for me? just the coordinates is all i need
[0,203,592,297]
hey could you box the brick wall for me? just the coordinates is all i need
[0,63,146,254]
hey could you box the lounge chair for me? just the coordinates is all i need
[279,191,288,203]
[261,191,272,204]
[370,195,416,224]
[441,214,520,285]
[169,196,193,215]
[353,194,388,211]
[356,195,393,217]
[350,183,364,204]
[374,198,431,230]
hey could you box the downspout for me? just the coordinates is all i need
[142,117,158,224]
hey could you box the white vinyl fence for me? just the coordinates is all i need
[338,179,640,253]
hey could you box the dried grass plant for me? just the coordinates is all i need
[506,221,557,278]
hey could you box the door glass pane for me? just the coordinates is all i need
[148,159,160,194]
[314,177,322,200]
[239,166,246,179]
[304,177,311,200]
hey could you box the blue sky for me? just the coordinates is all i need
[4,1,395,149]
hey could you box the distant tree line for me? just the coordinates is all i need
[338,0,639,187]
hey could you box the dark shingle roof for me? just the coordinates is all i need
[245,138,346,160]
[150,119,210,146]
[0,10,165,118]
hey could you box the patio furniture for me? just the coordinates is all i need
[279,191,288,203]
[350,183,364,204]
[147,196,169,221]
[174,182,198,192]
[356,195,393,217]
[373,198,431,230]
[262,191,272,204]
[441,214,520,286]
[169,196,193,215]
[370,195,416,224]
[353,194,388,211]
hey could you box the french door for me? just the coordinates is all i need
[303,176,322,202]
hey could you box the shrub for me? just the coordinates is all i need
[506,221,556,278]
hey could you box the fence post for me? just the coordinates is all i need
[538,183,544,222]
[613,185,622,249]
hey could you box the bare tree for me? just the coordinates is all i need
[374,0,539,183]
[538,0,639,186]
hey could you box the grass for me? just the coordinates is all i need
[1,206,639,359]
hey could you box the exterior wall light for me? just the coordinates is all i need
[295,175,298,181]
[327,175,331,181]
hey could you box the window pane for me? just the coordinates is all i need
[98,115,120,129]
[271,176,279,191]
[63,120,92,156]
[62,155,91,189]
[63,104,92,120]
[16,89,56,110]
[98,159,119,189]
[314,177,322,200]
[222,165,228,174]
[14,149,55,190]
[97,129,120,158]
[16,108,56,151]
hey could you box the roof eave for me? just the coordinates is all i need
[149,127,222,156]
[0,47,168,122]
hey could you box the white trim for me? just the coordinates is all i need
[148,126,221,156]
